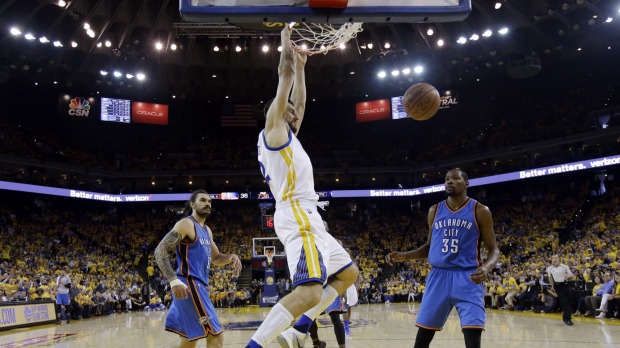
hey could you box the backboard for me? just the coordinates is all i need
[252,237,285,258]
[180,0,472,24]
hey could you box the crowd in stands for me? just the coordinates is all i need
[1,173,619,326]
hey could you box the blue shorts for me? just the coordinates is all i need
[415,267,485,331]
[165,276,222,341]
[56,293,70,305]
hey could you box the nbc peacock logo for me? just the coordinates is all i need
[68,97,91,117]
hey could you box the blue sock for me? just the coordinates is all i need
[246,339,262,348]
[292,314,314,334]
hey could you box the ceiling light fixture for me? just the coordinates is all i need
[113,71,122,77]
[57,0,66,7]
[457,37,467,44]
[437,39,444,47]
[235,45,241,52]
[71,41,78,48]
[155,42,163,50]
[170,43,177,50]
[494,2,502,10]
[377,71,386,78]
[482,29,493,37]
[427,28,434,36]
[262,44,269,52]
[104,40,111,47]
[367,43,374,49]
[498,27,509,35]
[414,66,424,74]
[136,73,145,81]
[10,27,21,36]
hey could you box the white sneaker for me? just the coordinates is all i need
[277,328,307,348]
[595,314,606,319]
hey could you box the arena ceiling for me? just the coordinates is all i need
[0,0,618,103]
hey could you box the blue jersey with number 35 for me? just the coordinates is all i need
[428,198,481,269]
[175,216,212,285]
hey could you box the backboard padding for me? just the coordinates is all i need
[180,0,472,24]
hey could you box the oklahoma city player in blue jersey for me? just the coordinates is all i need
[154,190,241,348]
[386,168,500,348]
[246,26,359,348]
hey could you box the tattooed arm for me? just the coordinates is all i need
[154,219,193,300]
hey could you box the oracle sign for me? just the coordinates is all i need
[355,99,390,123]
[132,101,169,125]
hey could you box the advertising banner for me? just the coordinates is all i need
[0,302,56,330]
[355,99,390,123]
[132,101,169,125]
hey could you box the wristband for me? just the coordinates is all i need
[170,279,187,288]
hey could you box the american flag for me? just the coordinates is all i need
[221,104,257,127]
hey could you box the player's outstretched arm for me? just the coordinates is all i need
[265,27,296,146]
[386,204,436,264]
[290,50,307,135]
[208,227,242,274]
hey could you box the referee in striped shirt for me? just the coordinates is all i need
[547,254,574,326]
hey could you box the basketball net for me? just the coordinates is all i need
[290,22,364,55]
[265,250,273,267]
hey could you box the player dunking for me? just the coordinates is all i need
[386,168,500,348]
[154,190,242,348]
[247,27,359,348]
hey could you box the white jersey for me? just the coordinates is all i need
[257,129,319,205]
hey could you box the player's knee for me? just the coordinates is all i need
[294,283,322,308]
[342,263,359,284]
[305,290,322,308]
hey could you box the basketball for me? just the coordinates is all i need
[402,83,441,121]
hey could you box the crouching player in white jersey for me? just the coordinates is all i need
[246,26,359,348]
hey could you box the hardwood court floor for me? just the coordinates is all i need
[1,303,619,347]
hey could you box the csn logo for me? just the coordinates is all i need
[68,97,91,117]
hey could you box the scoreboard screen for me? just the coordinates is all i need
[101,97,131,123]
[391,96,408,120]
[261,215,275,230]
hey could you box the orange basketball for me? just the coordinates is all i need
[402,83,441,121]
